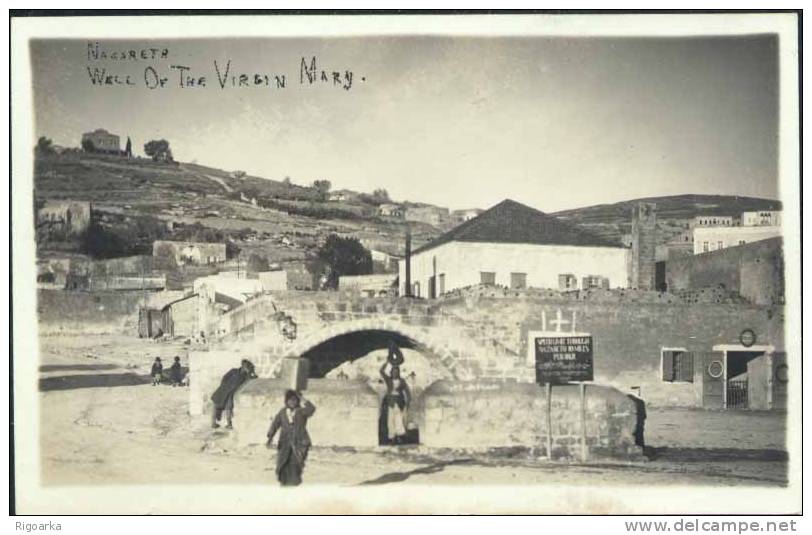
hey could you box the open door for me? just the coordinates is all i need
[699,351,725,409]
[771,352,787,410]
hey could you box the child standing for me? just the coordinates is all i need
[151,357,163,386]
[170,356,183,387]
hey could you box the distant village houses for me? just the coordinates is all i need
[339,273,398,298]
[451,208,484,224]
[37,200,92,237]
[81,128,120,154]
[404,205,450,227]
[693,210,782,254]
[378,203,404,218]
[152,240,227,268]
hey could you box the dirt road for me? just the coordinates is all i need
[37,334,788,488]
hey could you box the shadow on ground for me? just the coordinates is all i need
[39,373,151,391]
[645,446,788,462]
[359,459,475,485]
[39,364,121,372]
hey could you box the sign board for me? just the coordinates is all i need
[529,332,594,384]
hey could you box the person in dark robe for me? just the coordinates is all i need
[150,357,163,386]
[210,359,257,429]
[170,356,183,387]
[379,359,411,445]
[266,390,316,487]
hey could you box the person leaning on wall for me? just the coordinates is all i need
[210,359,257,429]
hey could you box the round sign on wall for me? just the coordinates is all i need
[739,328,757,347]
[707,360,724,379]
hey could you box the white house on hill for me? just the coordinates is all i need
[398,199,630,297]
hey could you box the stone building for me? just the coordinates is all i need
[339,273,398,297]
[741,210,781,227]
[629,202,657,290]
[399,199,630,298]
[378,203,404,218]
[693,214,737,227]
[81,128,120,153]
[152,240,227,268]
[36,200,92,237]
[451,208,484,224]
[693,225,782,254]
[404,205,450,227]
[666,236,784,306]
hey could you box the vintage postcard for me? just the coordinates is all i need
[10,12,802,515]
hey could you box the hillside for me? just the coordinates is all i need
[552,194,783,243]
[34,152,441,264]
[34,152,783,265]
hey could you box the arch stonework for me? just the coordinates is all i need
[284,317,473,380]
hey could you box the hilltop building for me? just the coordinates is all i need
[81,128,120,154]
[398,199,630,298]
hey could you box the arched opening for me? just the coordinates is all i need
[298,328,454,446]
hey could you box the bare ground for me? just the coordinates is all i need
[37,334,788,487]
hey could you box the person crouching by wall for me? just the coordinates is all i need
[266,390,316,487]
[151,357,163,386]
[210,359,257,429]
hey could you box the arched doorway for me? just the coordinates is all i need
[296,328,455,445]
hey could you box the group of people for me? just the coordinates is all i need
[150,356,184,387]
[207,340,414,487]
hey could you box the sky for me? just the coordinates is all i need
[30,35,779,212]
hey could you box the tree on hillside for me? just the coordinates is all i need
[35,137,55,156]
[283,176,292,186]
[312,179,332,200]
[246,253,270,272]
[144,139,173,162]
[372,188,390,203]
[307,234,372,290]
[81,138,96,153]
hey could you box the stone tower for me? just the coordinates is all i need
[630,202,657,290]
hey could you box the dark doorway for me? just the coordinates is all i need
[655,261,667,291]
[726,351,764,409]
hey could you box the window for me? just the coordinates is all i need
[661,350,694,383]
[413,282,420,298]
[510,272,527,290]
[702,241,709,252]
[480,272,496,286]
[717,241,723,250]
[438,274,445,295]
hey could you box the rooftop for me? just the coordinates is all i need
[412,199,623,254]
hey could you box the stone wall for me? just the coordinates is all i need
[205,377,644,461]
[666,237,784,305]
[438,295,783,407]
[192,289,784,409]
[414,380,643,460]
[231,378,381,448]
[37,289,147,334]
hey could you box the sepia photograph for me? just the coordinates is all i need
[9,11,802,516]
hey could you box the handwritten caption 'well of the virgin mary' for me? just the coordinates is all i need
[85,42,363,91]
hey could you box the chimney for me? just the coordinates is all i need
[404,229,412,297]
